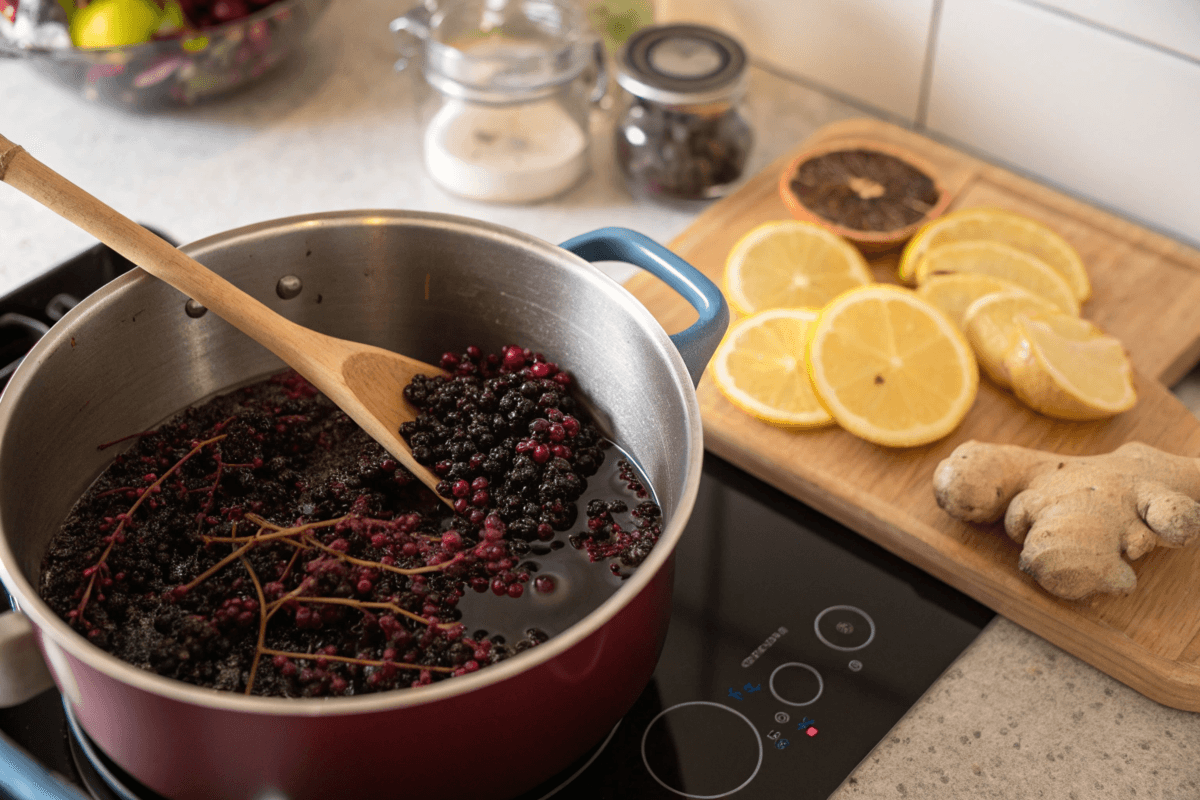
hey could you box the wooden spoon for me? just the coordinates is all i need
[0,133,445,500]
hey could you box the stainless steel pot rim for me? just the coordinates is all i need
[0,209,704,716]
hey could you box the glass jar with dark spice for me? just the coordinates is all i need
[613,23,753,201]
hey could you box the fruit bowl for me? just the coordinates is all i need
[1,0,329,110]
[778,138,953,253]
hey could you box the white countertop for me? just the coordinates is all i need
[2,1,1198,797]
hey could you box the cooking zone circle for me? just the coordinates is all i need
[814,605,876,651]
[641,701,763,799]
[768,662,824,707]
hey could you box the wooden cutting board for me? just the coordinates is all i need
[625,118,1200,712]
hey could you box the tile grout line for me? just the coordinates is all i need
[1014,0,1200,68]
[913,0,945,132]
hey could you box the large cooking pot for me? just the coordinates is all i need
[0,211,727,800]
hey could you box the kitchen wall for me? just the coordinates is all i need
[657,0,1200,249]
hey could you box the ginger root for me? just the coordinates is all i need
[932,440,1200,600]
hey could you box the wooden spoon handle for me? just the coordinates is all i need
[0,133,330,372]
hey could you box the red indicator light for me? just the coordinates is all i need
[806,727,819,737]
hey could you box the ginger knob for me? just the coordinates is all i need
[933,440,1200,600]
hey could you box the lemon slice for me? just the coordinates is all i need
[961,290,1083,387]
[899,207,1090,301]
[724,220,873,315]
[807,285,978,447]
[915,272,1027,329]
[914,241,1080,315]
[1006,317,1136,420]
[711,308,835,428]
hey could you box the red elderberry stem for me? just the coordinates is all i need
[74,434,228,625]
[93,486,135,499]
[258,648,455,673]
[230,514,348,541]
[201,528,312,547]
[278,548,301,583]
[178,535,256,594]
[240,554,270,695]
[291,595,453,629]
[96,430,157,450]
[266,577,318,610]
[179,513,335,598]
[303,535,464,577]
[199,459,224,519]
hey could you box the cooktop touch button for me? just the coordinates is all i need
[768,662,824,707]
[641,701,763,798]
[814,606,875,651]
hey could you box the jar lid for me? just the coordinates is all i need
[615,24,748,106]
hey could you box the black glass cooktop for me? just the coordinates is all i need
[517,452,992,799]
[0,243,994,800]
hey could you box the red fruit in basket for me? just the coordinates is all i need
[210,0,247,21]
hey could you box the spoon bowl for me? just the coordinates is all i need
[0,133,443,497]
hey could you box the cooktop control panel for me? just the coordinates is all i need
[640,607,875,798]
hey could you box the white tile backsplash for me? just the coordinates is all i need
[654,0,1200,248]
[926,0,1200,247]
[657,0,934,121]
[1027,0,1200,62]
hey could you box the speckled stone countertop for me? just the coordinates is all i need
[833,619,1199,798]
[2,1,1198,797]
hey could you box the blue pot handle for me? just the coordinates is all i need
[0,728,87,799]
[560,227,728,387]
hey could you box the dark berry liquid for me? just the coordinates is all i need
[454,443,656,646]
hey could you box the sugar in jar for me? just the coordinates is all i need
[392,0,606,204]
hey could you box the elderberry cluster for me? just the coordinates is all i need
[401,345,607,541]
[572,495,664,573]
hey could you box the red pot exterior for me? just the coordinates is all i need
[40,553,674,800]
